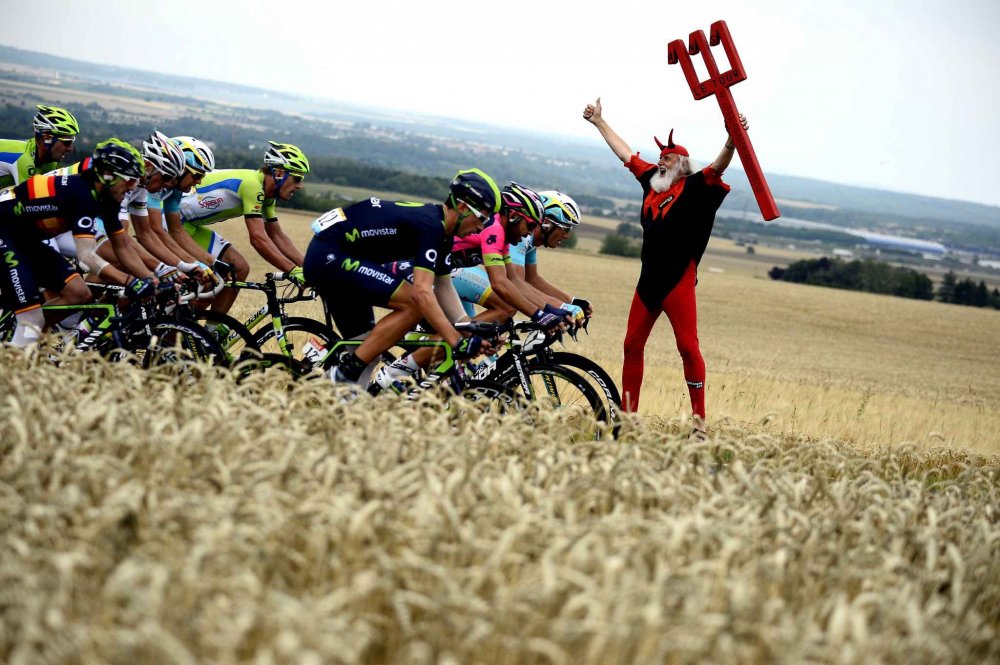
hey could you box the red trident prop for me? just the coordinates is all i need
[668,20,780,221]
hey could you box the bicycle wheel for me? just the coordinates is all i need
[139,318,227,369]
[489,363,608,439]
[458,379,521,413]
[253,316,340,372]
[187,309,260,363]
[542,351,622,438]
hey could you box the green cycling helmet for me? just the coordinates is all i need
[33,105,80,137]
[264,141,310,175]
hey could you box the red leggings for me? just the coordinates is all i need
[622,261,705,417]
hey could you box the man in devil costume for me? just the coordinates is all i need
[583,97,747,436]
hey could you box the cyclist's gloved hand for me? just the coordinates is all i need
[561,302,585,325]
[544,303,572,321]
[453,335,484,360]
[571,297,593,316]
[126,276,156,300]
[532,307,563,332]
[288,265,307,287]
[212,258,235,280]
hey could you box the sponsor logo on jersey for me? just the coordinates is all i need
[370,197,381,208]
[21,203,59,214]
[341,258,394,285]
[199,196,224,209]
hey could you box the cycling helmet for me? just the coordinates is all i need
[171,136,215,174]
[142,130,186,178]
[449,168,501,217]
[92,138,145,180]
[33,105,80,137]
[264,141,310,175]
[501,182,544,224]
[539,190,582,229]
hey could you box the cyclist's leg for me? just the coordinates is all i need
[1,235,48,346]
[183,223,240,314]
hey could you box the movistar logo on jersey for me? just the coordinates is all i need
[341,258,393,285]
[345,227,398,242]
[13,202,24,216]
[4,250,18,268]
[22,203,58,214]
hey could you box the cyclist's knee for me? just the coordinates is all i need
[62,277,92,304]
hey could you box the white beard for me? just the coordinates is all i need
[649,163,682,193]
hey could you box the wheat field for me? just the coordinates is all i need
[2,208,998,664]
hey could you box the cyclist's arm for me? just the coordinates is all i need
[263,218,305,266]
[508,262,561,308]
[485,261,542,315]
[524,263,573,303]
[106,230,155,282]
[147,208,199,263]
[412,268,460,347]
[434,273,469,323]
[131,211,185,267]
[165,209,214,265]
[245,215,296,272]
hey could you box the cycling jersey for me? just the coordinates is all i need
[303,199,454,338]
[450,214,511,269]
[0,139,58,190]
[178,169,277,226]
[0,173,120,312]
[508,233,538,267]
[0,173,122,241]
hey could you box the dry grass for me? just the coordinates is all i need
[1,347,998,664]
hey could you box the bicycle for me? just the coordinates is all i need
[1,282,225,368]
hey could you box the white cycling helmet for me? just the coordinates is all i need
[171,135,216,174]
[538,190,582,229]
[142,130,186,178]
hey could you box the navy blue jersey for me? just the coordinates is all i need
[0,172,123,241]
[309,199,452,275]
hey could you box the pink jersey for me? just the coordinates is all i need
[451,214,510,269]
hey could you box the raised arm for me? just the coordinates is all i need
[582,97,633,163]
[709,113,749,174]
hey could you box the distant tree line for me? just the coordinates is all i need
[769,257,1000,309]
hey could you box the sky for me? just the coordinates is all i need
[3,0,1000,208]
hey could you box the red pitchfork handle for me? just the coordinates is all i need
[668,20,780,221]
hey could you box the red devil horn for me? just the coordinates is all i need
[654,135,666,151]
[667,128,676,148]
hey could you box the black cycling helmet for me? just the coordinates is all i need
[500,182,545,224]
[92,138,145,180]
[449,168,501,219]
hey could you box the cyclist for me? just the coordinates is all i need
[506,190,593,323]
[376,188,579,388]
[146,135,218,279]
[166,141,310,314]
[0,139,156,346]
[0,105,80,189]
[303,168,506,385]
[448,182,567,323]
[43,131,203,282]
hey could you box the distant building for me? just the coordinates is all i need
[832,248,853,258]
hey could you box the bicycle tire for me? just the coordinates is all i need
[138,318,227,369]
[253,316,340,371]
[540,351,622,437]
[186,309,261,363]
[491,362,609,439]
